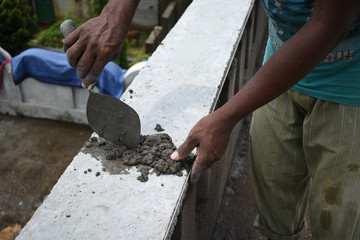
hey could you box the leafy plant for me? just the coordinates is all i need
[37,15,82,48]
[114,40,129,69]
[0,0,39,55]
[90,0,109,17]
[36,0,130,69]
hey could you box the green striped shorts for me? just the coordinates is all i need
[249,89,360,240]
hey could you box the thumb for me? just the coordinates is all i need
[171,135,198,161]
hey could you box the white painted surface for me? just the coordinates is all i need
[133,0,159,28]
[53,0,93,21]
[16,0,254,239]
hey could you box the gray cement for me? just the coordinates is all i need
[82,133,195,182]
[86,91,141,148]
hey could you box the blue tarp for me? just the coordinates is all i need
[0,48,11,88]
[11,48,126,98]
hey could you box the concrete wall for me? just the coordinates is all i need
[15,0,268,239]
[52,0,160,27]
[51,0,186,29]
[53,0,93,21]
[132,0,160,29]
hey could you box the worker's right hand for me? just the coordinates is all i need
[63,0,140,88]
[63,13,126,88]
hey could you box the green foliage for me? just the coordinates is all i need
[37,15,129,69]
[37,16,82,48]
[113,40,129,69]
[36,1,130,69]
[127,32,151,67]
[90,0,109,16]
[0,0,39,55]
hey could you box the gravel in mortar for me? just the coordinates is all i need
[82,133,195,182]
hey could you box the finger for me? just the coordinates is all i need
[65,40,86,67]
[171,134,199,161]
[110,50,120,61]
[81,57,107,88]
[63,30,79,53]
[190,159,203,184]
[76,49,96,79]
[190,144,216,184]
[190,153,212,184]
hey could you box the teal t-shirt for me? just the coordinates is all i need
[263,0,360,106]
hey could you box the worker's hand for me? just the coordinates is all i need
[62,0,140,88]
[171,111,234,184]
[63,14,126,88]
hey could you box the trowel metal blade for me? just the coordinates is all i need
[87,91,141,148]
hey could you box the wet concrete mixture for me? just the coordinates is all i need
[82,133,195,182]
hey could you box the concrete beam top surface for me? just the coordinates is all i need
[17,0,254,239]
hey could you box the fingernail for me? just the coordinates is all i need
[171,151,179,160]
[81,82,87,88]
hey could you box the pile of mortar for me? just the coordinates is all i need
[82,133,195,182]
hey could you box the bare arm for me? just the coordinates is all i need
[63,0,140,88]
[219,0,360,125]
[172,0,360,183]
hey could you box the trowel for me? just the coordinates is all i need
[60,19,140,148]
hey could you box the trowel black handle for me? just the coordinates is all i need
[60,19,77,38]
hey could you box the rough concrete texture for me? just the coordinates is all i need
[82,133,195,182]
[16,148,191,240]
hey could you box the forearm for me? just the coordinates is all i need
[171,0,359,184]
[218,20,338,126]
[101,0,140,28]
[216,0,360,128]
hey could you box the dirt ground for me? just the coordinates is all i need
[0,114,92,230]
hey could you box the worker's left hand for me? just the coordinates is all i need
[171,111,234,184]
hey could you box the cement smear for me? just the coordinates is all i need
[82,133,195,182]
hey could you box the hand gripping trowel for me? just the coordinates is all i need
[60,19,140,148]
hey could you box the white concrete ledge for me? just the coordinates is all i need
[16,0,255,239]
[16,150,189,239]
[124,0,254,145]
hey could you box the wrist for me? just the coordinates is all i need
[212,106,239,131]
[101,0,139,22]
